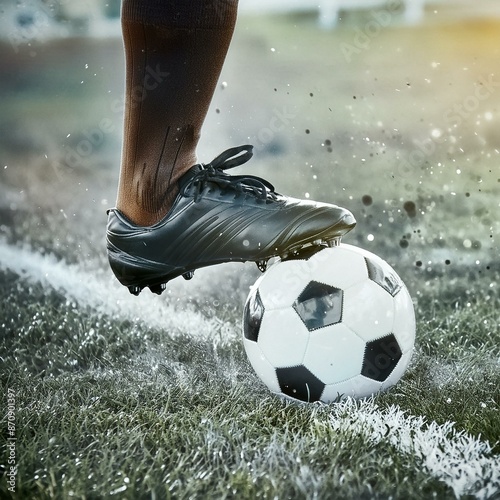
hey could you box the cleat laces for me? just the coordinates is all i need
[181,145,279,203]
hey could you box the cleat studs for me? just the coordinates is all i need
[326,237,341,248]
[128,285,142,296]
[256,260,268,273]
[182,271,195,280]
[149,283,167,295]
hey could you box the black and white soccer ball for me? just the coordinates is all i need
[242,244,415,403]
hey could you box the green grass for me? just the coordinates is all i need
[5,374,458,500]
[1,11,500,500]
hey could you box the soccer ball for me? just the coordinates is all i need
[242,244,415,403]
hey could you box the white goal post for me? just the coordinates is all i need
[318,0,425,28]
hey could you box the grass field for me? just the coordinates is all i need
[1,9,500,500]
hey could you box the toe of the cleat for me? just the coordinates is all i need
[340,211,357,229]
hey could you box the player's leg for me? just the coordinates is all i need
[107,0,356,295]
[116,0,238,227]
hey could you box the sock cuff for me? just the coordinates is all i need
[121,0,238,29]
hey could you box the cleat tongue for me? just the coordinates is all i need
[256,260,268,273]
[183,271,195,280]
[128,285,142,296]
[149,283,167,295]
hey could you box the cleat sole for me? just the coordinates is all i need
[119,235,345,292]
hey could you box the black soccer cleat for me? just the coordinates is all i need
[106,145,356,295]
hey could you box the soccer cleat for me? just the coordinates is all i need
[107,145,356,295]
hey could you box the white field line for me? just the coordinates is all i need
[329,399,500,499]
[0,239,232,340]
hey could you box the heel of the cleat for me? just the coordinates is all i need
[107,242,177,293]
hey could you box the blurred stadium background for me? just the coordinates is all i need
[2,0,500,41]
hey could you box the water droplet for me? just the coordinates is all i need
[403,201,417,217]
[362,195,373,206]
